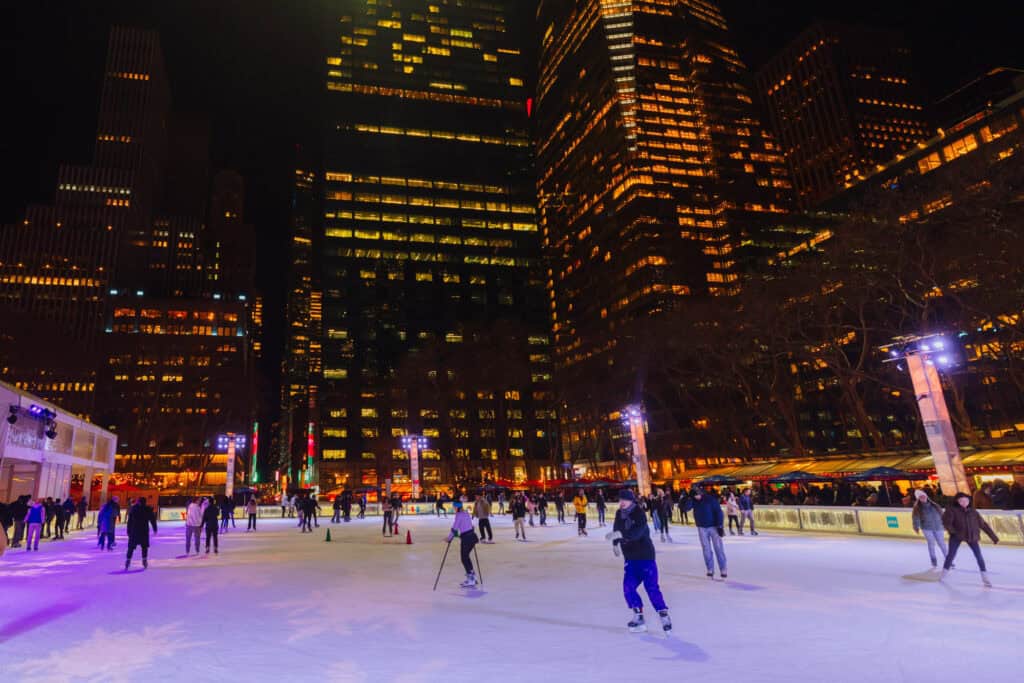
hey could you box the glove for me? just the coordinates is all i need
[717,527,725,538]
[604,530,622,541]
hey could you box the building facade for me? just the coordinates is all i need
[283,0,555,492]
[756,21,931,208]
[535,0,791,463]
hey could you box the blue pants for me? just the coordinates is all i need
[623,560,667,612]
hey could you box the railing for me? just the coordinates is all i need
[150,503,1024,546]
[752,505,1024,545]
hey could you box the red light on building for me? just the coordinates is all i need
[526,97,533,118]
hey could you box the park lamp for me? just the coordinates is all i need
[401,434,428,451]
[882,332,962,371]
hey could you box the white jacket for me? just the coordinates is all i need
[185,500,207,526]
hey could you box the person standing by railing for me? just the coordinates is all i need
[245,497,258,531]
[911,489,947,570]
[685,486,727,580]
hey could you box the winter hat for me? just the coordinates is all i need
[914,489,927,500]
[619,490,636,502]
[453,500,463,509]
[954,492,971,503]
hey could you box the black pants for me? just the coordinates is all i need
[577,512,587,533]
[478,518,493,541]
[281,506,287,518]
[332,509,341,523]
[205,524,219,551]
[597,507,606,525]
[302,514,312,532]
[944,535,986,571]
[539,507,547,525]
[556,507,565,523]
[382,511,393,535]
[248,513,257,530]
[126,540,149,562]
[728,515,740,533]
[460,530,479,573]
[53,515,64,539]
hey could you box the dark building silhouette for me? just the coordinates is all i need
[756,21,932,208]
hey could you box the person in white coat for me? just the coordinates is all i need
[185,497,208,555]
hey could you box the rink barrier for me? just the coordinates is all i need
[752,506,1024,545]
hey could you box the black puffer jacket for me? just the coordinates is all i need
[613,503,655,562]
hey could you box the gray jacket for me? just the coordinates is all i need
[912,499,944,532]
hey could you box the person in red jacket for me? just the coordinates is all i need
[941,492,999,587]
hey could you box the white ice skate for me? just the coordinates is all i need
[981,572,992,588]
[627,609,647,633]
[658,610,672,634]
[460,573,478,589]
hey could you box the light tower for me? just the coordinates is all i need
[884,333,970,496]
[401,434,428,500]
[217,433,247,498]
[621,405,652,497]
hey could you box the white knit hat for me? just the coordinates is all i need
[914,489,927,499]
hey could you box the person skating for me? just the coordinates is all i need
[606,490,671,634]
[342,491,353,523]
[227,497,238,530]
[537,492,548,526]
[9,495,28,548]
[658,491,674,543]
[24,498,45,551]
[281,495,288,518]
[436,494,448,518]
[573,491,589,536]
[61,496,76,536]
[382,496,394,537]
[498,492,506,515]
[41,497,55,538]
[185,497,206,554]
[941,492,999,586]
[219,495,232,533]
[596,490,607,527]
[511,494,527,541]
[310,494,321,528]
[76,496,87,530]
[358,494,366,519]
[445,500,480,588]
[125,496,158,570]
[738,488,757,535]
[301,495,315,533]
[912,489,947,570]
[203,496,220,553]
[555,493,566,524]
[525,494,535,527]
[725,492,740,535]
[332,495,343,524]
[97,496,121,551]
[472,494,494,543]
[245,496,258,531]
[686,486,727,579]
[51,497,65,540]
[677,491,690,526]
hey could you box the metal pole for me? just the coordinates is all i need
[432,539,453,591]
[474,544,483,587]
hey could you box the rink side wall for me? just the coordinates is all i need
[152,502,1024,545]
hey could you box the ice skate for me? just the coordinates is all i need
[142,558,148,569]
[627,609,647,633]
[707,571,714,579]
[720,572,728,580]
[939,569,949,581]
[460,572,478,589]
[981,572,992,588]
[658,610,672,633]
[124,559,130,570]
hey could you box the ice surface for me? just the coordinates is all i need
[2,513,1022,681]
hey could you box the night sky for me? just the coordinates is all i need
[4,0,1022,405]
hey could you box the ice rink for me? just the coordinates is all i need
[2,512,1021,682]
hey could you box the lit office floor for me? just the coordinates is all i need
[2,513,1021,682]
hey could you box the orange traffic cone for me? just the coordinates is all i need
[406,529,413,545]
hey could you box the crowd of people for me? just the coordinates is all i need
[0,494,89,552]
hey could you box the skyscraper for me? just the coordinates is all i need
[756,21,932,208]
[293,0,555,490]
[535,0,791,458]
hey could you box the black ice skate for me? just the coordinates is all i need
[628,608,647,633]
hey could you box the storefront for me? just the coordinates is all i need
[0,380,116,506]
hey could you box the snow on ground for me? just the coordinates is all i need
[2,512,1022,682]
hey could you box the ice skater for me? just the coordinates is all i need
[125,496,158,570]
[203,496,220,553]
[382,496,394,537]
[941,492,999,586]
[498,491,506,515]
[657,491,674,543]
[445,500,480,588]
[725,491,740,535]
[595,490,607,527]
[473,494,493,543]
[23,498,45,551]
[738,488,757,535]
[97,496,120,551]
[573,490,589,536]
[606,490,671,634]
[246,497,258,531]
[358,494,366,519]
[686,486,727,579]
[511,494,527,541]
[185,497,206,554]
[911,489,947,569]
[332,496,343,524]
[555,492,566,524]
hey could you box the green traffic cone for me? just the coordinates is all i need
[325,529,332,542]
